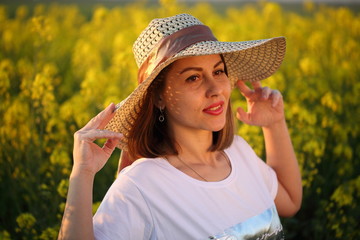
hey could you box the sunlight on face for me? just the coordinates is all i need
[160,54,231,134]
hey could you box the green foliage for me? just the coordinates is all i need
[0,2,359,239]
[0,230,11,240]
[15,213,37,239]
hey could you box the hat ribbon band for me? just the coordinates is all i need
[138,25,218,84]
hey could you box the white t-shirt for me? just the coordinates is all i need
[93,135,284,239]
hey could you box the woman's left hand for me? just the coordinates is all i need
[236,81,285,128]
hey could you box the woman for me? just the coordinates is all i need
[59,14,302,239]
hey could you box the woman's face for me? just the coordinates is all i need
[160,54,231,134]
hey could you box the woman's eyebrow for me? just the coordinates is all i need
[179,60,224,75]
[179,67,202,75]
[214,60,224,68]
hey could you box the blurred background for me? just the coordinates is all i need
[0,0,359,239]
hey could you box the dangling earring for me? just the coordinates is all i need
[159,107,165,123]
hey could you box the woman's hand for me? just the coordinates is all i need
[72,103,123,176]
[236,81,285,128]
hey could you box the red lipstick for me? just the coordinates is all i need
[203,101,224,115]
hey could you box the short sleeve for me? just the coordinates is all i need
[256,158,279,199]
[93,174,154,239]
[232,135,279,200]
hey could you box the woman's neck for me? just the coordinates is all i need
[169,126,217,164]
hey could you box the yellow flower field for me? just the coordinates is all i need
[0,1,359,239]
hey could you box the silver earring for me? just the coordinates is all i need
[159,107,165,123]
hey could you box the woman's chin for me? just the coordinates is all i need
[209,122,226,132]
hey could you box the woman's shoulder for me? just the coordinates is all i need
[225,135,259,165]
[122,156,166,170]
[228,135,253,151]
[232,135,246,144]
[114,157,181,196]
[118,157,170,180]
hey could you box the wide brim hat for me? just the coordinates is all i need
[105,13,286,149]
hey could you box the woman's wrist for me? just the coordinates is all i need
[262,118,287,133]
[70,165,97,181]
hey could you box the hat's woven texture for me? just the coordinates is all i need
[105,14,286,149]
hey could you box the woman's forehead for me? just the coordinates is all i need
[171,54,223,70]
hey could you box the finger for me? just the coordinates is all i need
[236,107,251,125]
[251,81,262,90]
[97,105,117,130]
[261,86,272,100]
[236,80,254,98]
[81,129,123,143]
[83,103,116,130]
[102,138,120,155]
[270,89,283,107]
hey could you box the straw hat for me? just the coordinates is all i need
[105,13,286,149]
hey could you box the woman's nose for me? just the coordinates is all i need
[205,75,222,98]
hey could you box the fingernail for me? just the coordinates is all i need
[107,103,115,110]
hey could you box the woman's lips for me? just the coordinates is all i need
[203,101,224,115]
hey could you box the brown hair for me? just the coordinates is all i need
[127,57,234,160]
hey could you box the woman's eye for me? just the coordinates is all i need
[214,69,225,75]
[186,75,199,82]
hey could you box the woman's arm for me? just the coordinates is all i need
[58,169,96,240]
[236,81,302,217]
[262,120,302,217]
[58,103,123,239]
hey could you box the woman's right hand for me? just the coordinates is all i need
[72,103,123,176]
